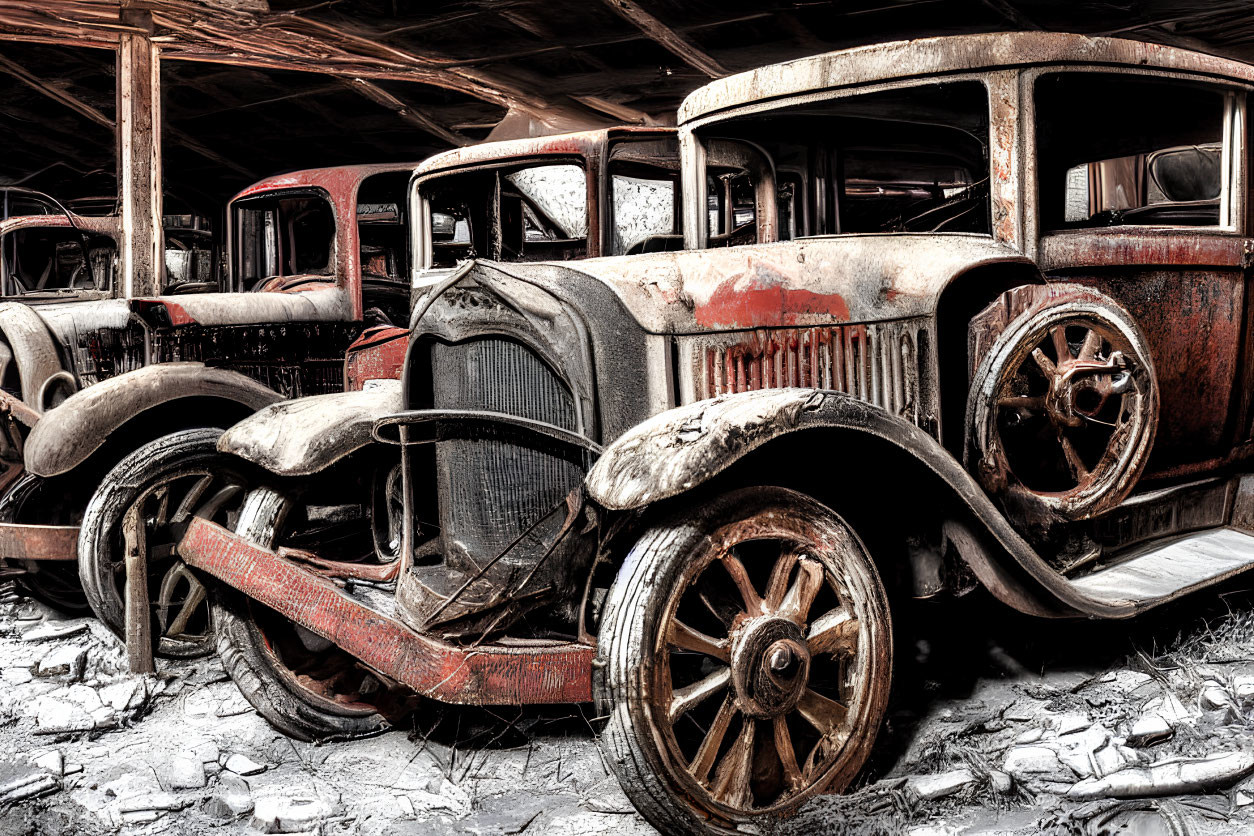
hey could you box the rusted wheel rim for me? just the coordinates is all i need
[113,468,245,651]
[251,603,390,718]
[645,507,889,818]
[984,315,1153,511]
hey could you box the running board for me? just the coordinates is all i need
[1067,527,1254,611]
[177,517,594,705]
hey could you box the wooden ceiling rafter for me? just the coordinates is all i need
[597,0,730,78]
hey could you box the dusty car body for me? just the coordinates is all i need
[70,128,680,666]
[0,163,416,634]
[177,32,1254,835]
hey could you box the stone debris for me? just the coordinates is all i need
[159,751,207,790]
[35,644,87,681]
[32,749,64,776]
[205,772,254,819]
[250,794,345,833]
[905,768,978,801]
[1067,752,1254,800]
[222,752,269,776]
[1126,714,1173,747]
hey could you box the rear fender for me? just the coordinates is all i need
[24,363,283,477]
[218,381,402,476]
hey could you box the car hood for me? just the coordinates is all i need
[523,233,1033,335]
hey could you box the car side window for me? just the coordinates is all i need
[3,227,113,295]
[1036,73,1229,230]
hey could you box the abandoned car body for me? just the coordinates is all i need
[75,127,682,665]
[0,162,416,656]
[175,32,1254,835]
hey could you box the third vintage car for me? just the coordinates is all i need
[172,31,1254,835]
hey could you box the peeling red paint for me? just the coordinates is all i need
[344,326,409,390]
[696,265,851,328]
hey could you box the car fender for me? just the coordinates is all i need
[0,302,65,408]
[585,388,1143,619]
[218,381,402,476]
[24,362,284,477]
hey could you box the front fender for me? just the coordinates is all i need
[25,363,283,477]
[0,302,63,408]
[219,381,401,476]
[584,389,1132,619]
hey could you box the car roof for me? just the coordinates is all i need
[413,126,675,177]
[679,31,1254,127]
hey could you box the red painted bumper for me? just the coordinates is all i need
[177,517,594,705]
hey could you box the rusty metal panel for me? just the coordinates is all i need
[344,326,409,391]
[0,521,79,560]
[179,517,594,705]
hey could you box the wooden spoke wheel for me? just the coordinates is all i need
[968,287,1158,522]
[598,487,892,836]
[79,428,250,658]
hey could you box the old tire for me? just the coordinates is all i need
[212,487,393,742]
[967,285,1158,523]
[597,487,892,836]
[78,428,250,658]
[0,473,89,613]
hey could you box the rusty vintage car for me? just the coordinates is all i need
[171,32,1254,834]
[70,127,680,664]
[0,163,417,644]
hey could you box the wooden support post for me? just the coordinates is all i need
[117,8,163,299]
[123,504,154,674]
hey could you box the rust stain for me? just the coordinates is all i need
[0,521,79,560]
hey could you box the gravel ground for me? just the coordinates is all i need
[5,577,1254,835]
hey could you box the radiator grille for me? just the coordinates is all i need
[432,337,584,560]
[698,321,929,428]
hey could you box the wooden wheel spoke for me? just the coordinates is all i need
[689,696,736,783]
[1079,328,1102,361]
[710,716,756,807]
[773,716,803,792]
[668,619,730,662]
[171,475,215,523]
[164,575,207,638]
[779,559,824,622]
[669,666,730,722]
[150,485,172,527]
[720,553,763,615]
[807,607,859,656]
[796,688,848,735]
[1058,431,1090,481]
[1031,347,1056,377]
[192,483,244,522]
[1051,325,1071,361]
[764,548,798,610]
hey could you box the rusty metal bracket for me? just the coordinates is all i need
[178,516,595,705]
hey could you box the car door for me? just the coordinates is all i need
[1031,69,1249,479]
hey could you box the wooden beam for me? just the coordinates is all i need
[570,94,651,125]
[598,0,728,78]
[0,51,113,129]
[117,8,163,297]
[340,77,471,147]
